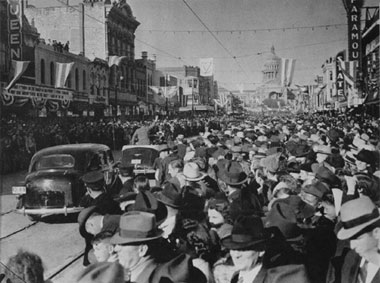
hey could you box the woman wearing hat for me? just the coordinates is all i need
[222,215,310,283]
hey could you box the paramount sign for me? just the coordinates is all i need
[346,0,362,62]
[8,0,23,60]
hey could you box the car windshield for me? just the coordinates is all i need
[35,154,75,170]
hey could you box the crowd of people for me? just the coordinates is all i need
[2,110,380,283]
[0,115,217,174]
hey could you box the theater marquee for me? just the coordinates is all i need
[7,0,23,60]
[345,0,362,63]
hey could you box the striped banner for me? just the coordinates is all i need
[108,56,127,67]
[5,60,30,92]
[280,58,296,87]
[337,57,357,87]
[55,62,74,88]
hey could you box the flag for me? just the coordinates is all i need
[55,62,74,88]
[108,56,127,67]
[337,57,357,87]
[200,58,214,76]
[280,58,296,87]
[5,60,30,92]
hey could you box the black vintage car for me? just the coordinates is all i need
[12,143,117,221]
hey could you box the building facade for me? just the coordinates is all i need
[24,0,139,116]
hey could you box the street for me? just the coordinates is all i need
[0,150,122,282]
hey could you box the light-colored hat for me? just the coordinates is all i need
[314,145,332,155]
[236,131,245,138]
[183,162,206,181]
[337,196,380,240]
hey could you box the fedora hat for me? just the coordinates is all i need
[302,181,329,199]
[354,149,376,166]
[218,160,248,186]
[315,166,341,188]
[129,191,167,225]
[264,202,302,240]
[183,162,206,181]
[76,262,125,283]
[222,215,267,250]
[273,195,316,220]
[151,254,207,283]
[337,196,380,240]
[156,182,183,208]
[81,170,104,190]
[110,211,163,245]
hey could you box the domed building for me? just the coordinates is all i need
[256,46,285,107]
[262,45,281,85]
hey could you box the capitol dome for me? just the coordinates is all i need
[262,45,281,84]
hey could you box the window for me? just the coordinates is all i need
[66,74,71,88]
[75,68,79,91]
[329,71,333,81]
[83,70,86,90]
[41,59,45,84]
[50,62,55,86]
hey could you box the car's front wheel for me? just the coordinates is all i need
[27,215,41,222]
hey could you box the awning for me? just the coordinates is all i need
[179,105,214,112]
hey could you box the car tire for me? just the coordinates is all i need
[28,215,41,222]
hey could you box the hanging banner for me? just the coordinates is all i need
[200,58,214,76]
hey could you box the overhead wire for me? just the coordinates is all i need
[181,0,252,85]
[54,0,188,65]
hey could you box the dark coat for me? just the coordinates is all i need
[303,216,337,283]
[230,264,310,283]
[326,249,380,283]
[158,153,181,186]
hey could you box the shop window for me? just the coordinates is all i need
[66,74,71,88]
[41,59,45,84]
[83,70,86,90]
[75,68,79,91]
[50,62,55,86]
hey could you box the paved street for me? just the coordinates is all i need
[0,150,122,282]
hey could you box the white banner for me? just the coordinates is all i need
[200,58,214,76]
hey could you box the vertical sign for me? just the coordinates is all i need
[336,51,345,101]
[346,0,362,63]
[8,0,23,60]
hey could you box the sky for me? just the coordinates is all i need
[29,0,378,90]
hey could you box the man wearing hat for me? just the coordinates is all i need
[176,134,188,159]
[354,149,378,177]
[157,141,181,186]
[218,160,263,220]
[327,197,380,283]
[222,215,310,283]
[111,211,206,283]
[156,182,182,238]
[79,171,122,215]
